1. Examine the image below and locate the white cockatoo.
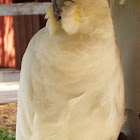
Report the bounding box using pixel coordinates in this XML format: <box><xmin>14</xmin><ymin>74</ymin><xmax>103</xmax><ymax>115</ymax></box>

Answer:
<box><xmin>16</xmin><ymin>0</ymin><xmax>125</xmax><ymax>139</ymax></box>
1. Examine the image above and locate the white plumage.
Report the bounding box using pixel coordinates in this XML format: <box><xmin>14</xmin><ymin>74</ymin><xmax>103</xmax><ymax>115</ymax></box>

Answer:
<box><xmin>16</xmin><ymin>0</ymin><xmax>125</xmax><ymax>139</ymax></box>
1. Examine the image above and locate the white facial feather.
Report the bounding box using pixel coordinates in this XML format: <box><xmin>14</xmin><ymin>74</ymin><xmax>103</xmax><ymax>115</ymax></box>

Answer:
<box><xmin>61</xmin><ymin>2</ymin><xmax>79</xmax><ymax>34</ymax></box>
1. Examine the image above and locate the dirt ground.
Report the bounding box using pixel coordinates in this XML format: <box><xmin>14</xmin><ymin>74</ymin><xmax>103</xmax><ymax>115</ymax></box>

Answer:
<box><xmin>0</xmin><ymin>103</ymin><xmax>17</xmax><ymax>132</ymax></box>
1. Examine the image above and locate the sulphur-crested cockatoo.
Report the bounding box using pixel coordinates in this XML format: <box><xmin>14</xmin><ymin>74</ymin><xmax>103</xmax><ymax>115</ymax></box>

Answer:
<box><xmin>16</xmin><ymin>0</ymin><xmax>125</xmax><ymax>139</ymax></box>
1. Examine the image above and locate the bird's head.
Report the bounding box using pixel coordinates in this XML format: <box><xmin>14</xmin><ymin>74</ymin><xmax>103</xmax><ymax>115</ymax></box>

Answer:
<box><xmin>46</xmin><ymin>0</ymin><xmax>125</xmax><ymax>35</ymax></box>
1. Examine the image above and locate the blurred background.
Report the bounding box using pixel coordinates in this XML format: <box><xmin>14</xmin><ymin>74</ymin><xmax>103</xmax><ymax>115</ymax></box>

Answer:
<box><xmin>0</xmin><ymin>0</ymin><xmax>51</xmax><ymax>139</ymax></box>
<box><xmin>0</xmin><ymin>0</ymin><xmax>140</xmax><ymax>139</ymax></box>
<box><xmin>110</xmin><ymin>0</ymin><xmax>140</xmax><ymax>139</ymax></box>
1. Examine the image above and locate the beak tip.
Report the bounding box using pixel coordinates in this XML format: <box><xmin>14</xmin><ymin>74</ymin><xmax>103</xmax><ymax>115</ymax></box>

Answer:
<box><xmin>54</xmin><ymin>11</ymin><xmax>62</xmax><ymax>21</ymax></box>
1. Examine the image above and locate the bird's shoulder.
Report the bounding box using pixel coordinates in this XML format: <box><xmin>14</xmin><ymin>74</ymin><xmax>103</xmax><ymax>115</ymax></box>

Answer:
<box><xmin>25</xmin><ymin>27</ymin><xmax>52</xmax><ymax>55</ymax></box>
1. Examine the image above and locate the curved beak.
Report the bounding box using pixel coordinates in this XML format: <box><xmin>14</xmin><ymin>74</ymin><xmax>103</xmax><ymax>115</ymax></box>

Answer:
<box><xmin>53</xmin><ymin>0</ymin><xmax>73</xmax><ymax>21</ymax></box>
<box><xmin>53</xmin><ymin>0</ymin><xmax>62</xmax><ymax>21</ymax></box>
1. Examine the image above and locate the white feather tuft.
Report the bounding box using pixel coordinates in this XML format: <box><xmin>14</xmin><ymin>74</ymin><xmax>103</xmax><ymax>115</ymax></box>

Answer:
<box><xmin>61</xmin><ymin>2</ymin><xmax>79</xmax><ymax>35</ymax></box>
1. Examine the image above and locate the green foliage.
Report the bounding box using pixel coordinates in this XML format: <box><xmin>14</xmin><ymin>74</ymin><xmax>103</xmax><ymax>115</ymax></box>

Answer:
<box><xmin>0</xmin><ymin>127</ymin><xmax>15</xmax><ymax>140</ymax></box>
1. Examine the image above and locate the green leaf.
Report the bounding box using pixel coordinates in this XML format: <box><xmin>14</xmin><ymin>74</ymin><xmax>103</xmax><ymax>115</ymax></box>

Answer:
<box><xmin>0</xmin><ymin>127</ymin><xmax>15</xmax><ymax>140</ymax></box>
